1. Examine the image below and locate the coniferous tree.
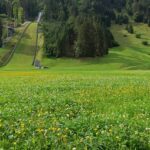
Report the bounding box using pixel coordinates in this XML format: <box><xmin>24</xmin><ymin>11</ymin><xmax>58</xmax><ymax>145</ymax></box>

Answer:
<box><xmin>0</xmin><ymin>19</ymin><xmax>3</xmax><ymax>47</ymax></box>
<box><xmin>18</xmin><ymin>7</ymin><xmax>24</xmax><ymax>23</ymax></box>
<box><xmin>128</xmin><ymin>24</ymin><xmax>134</xmax><ymax>34</ymax></box>
<box><xmin>75</xmin><ymin>17</ymin><xmax>96</xmax><ymax>57</ymax></box>
<box><xmin>148</xmin><ymin>19</ymin><xmax>150</xmax><ymax>27</ymax></box>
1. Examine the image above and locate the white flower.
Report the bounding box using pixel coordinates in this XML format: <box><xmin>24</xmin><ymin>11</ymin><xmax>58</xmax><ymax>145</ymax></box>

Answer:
<box><xmin>146</xmin><ymin>128</ymin><xmax>150</xmax><ymax>131</ymax></box>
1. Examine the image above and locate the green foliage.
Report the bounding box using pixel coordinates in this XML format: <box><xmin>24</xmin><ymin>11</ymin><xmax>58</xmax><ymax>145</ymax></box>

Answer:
<box><xmin>132</xmin><ymin>0</ymin><xmax>150</xmax><ymax>24</ymax></box>
<box><xmin>43</xmin><ymin>0</ymin><xmax>118</xmax><ymax>58</ymax></box>
<box><xmin>42</xmin><ymin>0</ymin><xmax>149</xmax><ymax>58</ymax></box>
<box><xmin>126</xmin><ymin>24</ymin><xmax>134</xmax><ymax>34</ymax></box>
<box><xmin>135</xmin><ymin>34</ymin><xmax>141</xmax><ymax>39</ymax></box>
<box><xmin>116</xmin><ymin>14</ymin><xmax>129</xmax><ymax>25</ymax></box>
<box><xmin>75</xmin><ymin>17</ymin><xmax>96</xmax><ymax>57</ymax></box>
<box><xmin>43</xmin><ymin>21</ymin><xmax>72</xmax><ymax>57</ymax></box>
<box><xmin>43</xmin><ymin>16</ymin><xmax>116</xmax><ymax>58</ymax></box>
<box><xmin>21</xmin><ymin>0</ymin><xmax>39</xmax><ymax>19</ymax></box>
<box><xmin>134</xmin><ymin>12</ymin><xmax>144</xmax><ymax>22</ymax></box>
<box><xmin>0</xmin><ymin>0</ymin><xmax>39</xmax><ymax>20</ymax></box>
<box><xmin>142</xmin><ymin>41</ymin><xmax>148</xmax><ymax>46</ymax></box>
<box><xmin>0</xmin><ymin>19</ymin><xmax>3</xmax><ymax>47</ymax></box>
<box><xmin>13</xmin><ymin>0</ymin><xmax>19</xmax><ymax>26</ymax></box>
<box><xmin>18</xmin><ymin>7</ymin><xmax>24</xmax><ymax>23</ymax></box>
<box><xmin>0</xmin><ymin>1</ymin><xmax>6</xmax><ymax>14</ymax></box>
<box><xmin>12</xmin><ymin>0</ymin><xmax>24</xmax><ymax>25</ymax></box>
<box><xmin>148</xmin><ymin>19</ymin><xmax>150</xmax><ymax>27</ymax></box>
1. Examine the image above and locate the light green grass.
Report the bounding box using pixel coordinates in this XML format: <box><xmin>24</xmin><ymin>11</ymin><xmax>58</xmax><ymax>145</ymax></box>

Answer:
<box><xmin>0</xmin><ymin>71</ymin><xmax>150</xmax><ymax>149</ymax></box>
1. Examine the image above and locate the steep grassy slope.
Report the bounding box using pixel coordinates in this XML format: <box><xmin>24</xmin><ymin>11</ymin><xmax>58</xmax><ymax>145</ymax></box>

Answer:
<box><xmin>3</xmin><ymin>23</ymin><xmax>37</xmax><ymax>70</ymax></box>
<box><xmin>41</xmin><ymin>24</ymin><xmax>150</xmax><ymax>71</ymax></box>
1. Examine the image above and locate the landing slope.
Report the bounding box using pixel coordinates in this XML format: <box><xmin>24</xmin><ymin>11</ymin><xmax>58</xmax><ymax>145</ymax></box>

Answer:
<box><xmin>0</xmin><ymin>23</ymin><xmax>29</xmax><ymax>65</ymax></box>
<box><xmin>4</xmin><ymin>23</ymin><xmax>37</xmax><ymax>70</ymax></box>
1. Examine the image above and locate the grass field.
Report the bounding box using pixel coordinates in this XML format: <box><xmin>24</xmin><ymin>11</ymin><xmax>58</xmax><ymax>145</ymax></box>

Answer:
<box><xmin>0</xmin><ymin>23</ymin><xmax>150</xmax><ymax>149</ymax></box>
<box><xmin>0</xmin><ymin>71</ymin><xmax>150</xmax><ymax>149</ymax></box>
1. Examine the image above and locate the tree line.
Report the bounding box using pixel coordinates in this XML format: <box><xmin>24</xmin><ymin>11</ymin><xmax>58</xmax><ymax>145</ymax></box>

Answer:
<box><xmin>43</xmin><ymin>0</ymin><xmax>118</xmax><ymax>57</ymax></box>
<box><xmin>0</xmin><ymin>0</ymin><xmax>41</xmax><ymax>47</ymax></box>
<box><xmin>0</xmin><ymin>0</ymin><xmax>41</xmax><ymax>19</ymax></box>
<box><xmin>0</xmin><ymin>0</ymin><xmax>150</xmax><ymax>55</ymax></box>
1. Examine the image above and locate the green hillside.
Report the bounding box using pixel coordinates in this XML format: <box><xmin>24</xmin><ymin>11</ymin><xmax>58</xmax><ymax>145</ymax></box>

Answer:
<box><xmin>40</xmin><ymin>23</ymin><xmax>150</xmax><ymax>71</ymax></box>
<box><xmin>0</xmin><ymin>23</ymin><xmax>149</xmax><ymax>71</ymax></box>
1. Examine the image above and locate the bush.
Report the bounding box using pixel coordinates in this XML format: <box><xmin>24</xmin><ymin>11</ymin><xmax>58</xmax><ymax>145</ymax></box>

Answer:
<box><xmin>112</xmin><ymin>41</ymin><xmax>120</xmax><ymax>47</ymax></box>
<box><xmin>0</xmin><ymin>18</ymin><xmax>3</xmax><ymax>47</ymax></box>
<box><xmin>142</xmin><ymin>41</ymin><xmax>148</xmax><ymax>46</ymax></box>
<box><xmin>136</xmin><ymin>34</ymin><xmax>141</xmax><ymax>39</ymax></box>
<box><xmin>126</xmin><ymin>24</ymin><xmax>134</xmax><ymax>34</ymax></box>
<box><xmin>134</xmin><ymin>13</ymin><xmax>144</xmax><ymax>22</ymax></box>
<box><xmin>148</xmin><ymin>20</ymin><xmax>150</xmax><ymax>27</ymax></box>
<box><xmin>116</xmin><ymin>14</ymin><xmax>129</xmax><ymax>25</ymax></box>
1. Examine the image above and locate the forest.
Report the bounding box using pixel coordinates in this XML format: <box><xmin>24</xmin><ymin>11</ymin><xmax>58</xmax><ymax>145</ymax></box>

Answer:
<box><xmin>0</xmin><ymin>0</ymin><xmax>150</xmax><ymax>57</ymax></box>
<box><xmin>42</xmin><ymin>0</ymin><xmax>150</xmax><ymax>57</ymax></box>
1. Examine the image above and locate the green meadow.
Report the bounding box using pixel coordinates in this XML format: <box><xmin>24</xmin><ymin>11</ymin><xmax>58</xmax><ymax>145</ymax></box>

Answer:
<box><xmin>0</xmin><ymin>71</ymin><xmax>150</xmax><ymax>149</ymax></box>
<box><xmin>0</xmin><ymin>23</ymin><xmax>150</xmax><ymax>149</ymax></box>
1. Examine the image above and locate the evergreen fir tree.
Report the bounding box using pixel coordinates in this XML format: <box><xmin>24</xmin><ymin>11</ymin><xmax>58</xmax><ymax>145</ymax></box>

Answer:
<box><xmin>0</xmin><ymin>19</ymin><xmax>3</xmax><ymax>47</ymax></box>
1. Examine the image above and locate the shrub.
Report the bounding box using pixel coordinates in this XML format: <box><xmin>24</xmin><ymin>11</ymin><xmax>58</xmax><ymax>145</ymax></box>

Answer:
<box><xmin>126</xmin><ymin>24</ymin><xmax>134</xmax><ymax>34</ymax></box>
<box><xmin>148</xmin><ymin>20</ymin><xmax>150</xmax><ymax>27</ymax></box>
<box><xmin>116</xmin><ymin>14</ymin><xmax>129</xmax><ymax>25</ymax></box>
<box><xmin>142</xmin><ymin>41</ymin><xmax>148</xmax><ymax>46</ymax></box>
<box><xmin>136</xmin><ymin>34</ymin><xmax>141</xmax><ymax>39</ymax></box>
<box><xmin>112</xmin><ymin>41</ymin><xmax>120</xmax><ymax>47</ymax></box>
<box><xmin>0</xmin><ymin>18</ymin><xmax>3</xmax><ymax>47</ymax></box>
<box><xmin>134</xmin><ymin>13</ymin><xmax>144</xmax><ymax>22</ymax></box>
